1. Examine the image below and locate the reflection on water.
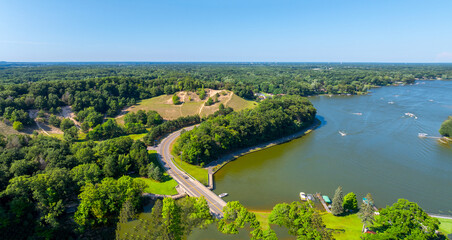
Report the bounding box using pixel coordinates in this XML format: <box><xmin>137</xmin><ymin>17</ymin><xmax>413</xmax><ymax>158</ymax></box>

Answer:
<box><xmin>124</xmin><ymin>81</ymin><xmax>452</xmax><ymax>239</ymax></box>
<box><xmin>214</xmin><ymin>81</ymin><xmax>452</xmax><ymax>215</ymax></box>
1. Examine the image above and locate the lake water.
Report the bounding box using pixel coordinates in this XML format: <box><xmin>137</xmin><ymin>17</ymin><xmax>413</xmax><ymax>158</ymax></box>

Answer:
<box><xmin>191</xmin><ymin>80</ymin><xmax>452</xmax><ymax>239</ymax></box>
<box><xmin>131</xmin><ymin>81</ymin><xmax>452</xmax><ymax>239</ymax></box>
<box><xmin>211</xmin><ymin>80</ymin><xmax>452</xmax><ymax>215</ymax></box>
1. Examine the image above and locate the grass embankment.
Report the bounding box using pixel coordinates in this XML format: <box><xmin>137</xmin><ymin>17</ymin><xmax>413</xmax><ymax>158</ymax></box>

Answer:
<box><xmin>321</xmin><ymin>213</ymin><xmax>363</xmax><ymax>240</ymax></box>
<box><xmin>139</xmin><ymin>174</ymin><xmax>178</xmax><ymax>195</ymax></box>
<box><xmin>321</xmin><ymin>214</ymin><xmax>452</xmax><ymax>238</ymax></box>
<box><xmin>250</xmin><ymin>210</ymin><xmax>272</xmax><ymax>231</ymax></box>
<box><xmin>438</xmin><ymin>218</ymin><xmax>452</xmax><ymax>235</ymax></box>
<box><xmin>170</xmin><ymin>137</ymin><xmax>209</xmax><ymax>186</ymax></box>
<box><xmin>127</xmin><ymin>132</ymin><xmax>147</xmax><ymax>140</ymax></box>
<box><xmin>248</xmin><ymin>210</ymin><xmax>362</xmax><ymax>238</ymax></box>
<box><xmin>133</xmin><ymin>150</ymin><xmax>179</xmax><ymax>195</ymax></box>
<box><xmin>223</xmin><ymin>210</ymin><xmax>452</xmax><ymax>238</ymax></box>
<box><xmin>227</xmin><ymin>93</ymin><xmax>257</xmax><ymax>110</ymax></box>
<box><xmin>172</xmin><ymin>156</ymin><xmax>208</xmax><ymax>186</ymax></box>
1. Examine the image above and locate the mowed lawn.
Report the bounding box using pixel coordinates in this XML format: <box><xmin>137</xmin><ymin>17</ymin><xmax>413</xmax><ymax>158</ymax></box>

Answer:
<box><xmin>321</xmin><ymin>213</ymin><xmax>363</xmax><ymax>240</ymax></box>
<box><xmin>438</xmin><ymin>218</ymin><xmax>452</xmax><ymax>235</ymax></box>
<box><xmin>251</xmin><ymin>210</ymin><xmax>272</xmax><ymax>231</ymax></box>
<box><xmin>137</xmin><ymin>174</ymin><xmax>179</xmax><ymax>195</ymax></box>
<box><xmin>170</xmin><ymin>136</ymin><xmax>209</xmax><ymax>186</ymax></box>
<box><xmin>126</xmin><ymin>132</ymin><xmax>147</xmax><ymax>140</ymax></box>
<box><xmin>172</xmin><ymin>156</ymin><xmax>208</xmax><ymax>186</ymax></box>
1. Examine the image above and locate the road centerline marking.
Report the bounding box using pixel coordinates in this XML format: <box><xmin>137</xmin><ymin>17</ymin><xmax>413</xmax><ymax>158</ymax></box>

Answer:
<box><xmin>161</xmin><ymin>136</ymin><xmax>224</xmax><ymax>214</ymax></box>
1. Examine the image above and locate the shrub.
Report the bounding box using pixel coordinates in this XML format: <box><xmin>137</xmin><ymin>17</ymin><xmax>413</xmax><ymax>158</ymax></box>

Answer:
<box><xmin>343</xmin><ymin>192</ymin><xmax>358</xmax><ymax>211</ymax></box>
<box><xmin>439</xmin><ymin>116</ymin><xmax>452</xmax><ymax>137</ymax></box>
<box><xmin>13</xmin><ymin>121</ymin><xmax>24</xmax><ymax>131</ymax></box>
<box><xmin>172</xmin><ymin>94</ymin><xmax>180</xmax><ymax>105</ymax></box>
<box><xmin>205</xmin><ymin>97</ymin><xmax>214</xmax><ymax>106</ymax></box>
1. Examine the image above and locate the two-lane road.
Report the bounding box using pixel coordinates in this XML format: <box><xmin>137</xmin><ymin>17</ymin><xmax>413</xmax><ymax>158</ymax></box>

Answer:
<box><xmin>155</xmin><ymin>126</ymin><xmax>227</xmax><ymax>218</ymax></box>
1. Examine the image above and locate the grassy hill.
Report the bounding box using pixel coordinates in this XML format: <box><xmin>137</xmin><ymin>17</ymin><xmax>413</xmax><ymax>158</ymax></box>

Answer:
<box><xmin>116</xmin><ymin>89</ymin><xmax>257</xmax><ymax>123</ymax></box>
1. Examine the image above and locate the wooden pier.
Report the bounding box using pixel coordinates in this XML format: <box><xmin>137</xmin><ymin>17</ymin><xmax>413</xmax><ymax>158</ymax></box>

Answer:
<box><xmin>316</xmin><ymin>192</ymin><xmax>331</xmax><ymax>213</ymax></box>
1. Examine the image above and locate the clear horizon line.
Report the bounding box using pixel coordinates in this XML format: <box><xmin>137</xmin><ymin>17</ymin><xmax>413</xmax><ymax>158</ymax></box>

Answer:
<box><xmin>2</xmin><ymin>61</ymin><xmax>452</xmax><ymax>64</ymax></box>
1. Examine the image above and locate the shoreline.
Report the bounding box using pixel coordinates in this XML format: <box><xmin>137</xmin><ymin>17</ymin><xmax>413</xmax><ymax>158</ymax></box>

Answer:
<box><xmin>205</xmin><ymin>118</ymin><xmax>321</xmax><ymax>189</ymax></box>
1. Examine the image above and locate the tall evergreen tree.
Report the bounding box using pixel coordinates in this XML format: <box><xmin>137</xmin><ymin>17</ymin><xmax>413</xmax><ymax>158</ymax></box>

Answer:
<box><xmin>358</xmin><ymin>193</ymin><xmax>375</xmax><ymax>232</ymax></box>
<box><xmin>331</xmin><ymin>186</ymin><xmax>344</xmax><ymax>216</ymax></box>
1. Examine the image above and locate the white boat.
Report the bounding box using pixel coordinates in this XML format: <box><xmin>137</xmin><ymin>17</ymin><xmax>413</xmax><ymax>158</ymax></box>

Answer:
<box><xmin>339</xmin><ymin>131</ymin><xmax>347</xmax><ymax>136</ymax></box>
<box><xmin>405</xmin><ymin>113</ymin><xmax>418</xmax><ymax>119</ymax></box>
<box><xmin>299</xmin><ymin>192</ymin><xmax>307</xmax><ymax>201</ymax></box>
<box><xmin>388</xmin><ymin>101</ymin><xmax>395</xmax><ymax>104</ymax></box>
<box><xmin>219</xmin><ymin>193</ymin><xmax>228</xmax><ymax>198</ymax></box>
<box><xmin>352</xmin><ymin>113</ymin><xmax>362</xmax><ymax>116</ymax></box>
<box><xmin>418</xmin><ymin>133</ymin><xmax>428</xmax><ymax>138</ymax></box>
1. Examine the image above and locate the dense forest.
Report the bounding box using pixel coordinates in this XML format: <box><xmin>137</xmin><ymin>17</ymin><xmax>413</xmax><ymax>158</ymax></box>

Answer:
<box><xmin>174</xmin><ymin>95</ymin><xmax>316</xmax><ymax>165</ymax></box>
<box><xmin>0</xmin><ymin>63</ymin><xmax>451</xmax><ymax>239</ymax></box>
<box><xmin>0</xmin><ymin>134</ymin><xmax>161</xmax><ymax>238</ymax></box>
<box><xmin>0</xmin><ymin>62</ymin><xmax>451</xmax><ymax>131</ymax></box>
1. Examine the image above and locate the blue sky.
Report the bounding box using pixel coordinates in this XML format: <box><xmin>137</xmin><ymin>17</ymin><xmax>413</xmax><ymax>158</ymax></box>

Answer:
<box><xmin>1</xmin><ymin>0</ymin><xmax>451</xmax><ymax>62</ymax></box>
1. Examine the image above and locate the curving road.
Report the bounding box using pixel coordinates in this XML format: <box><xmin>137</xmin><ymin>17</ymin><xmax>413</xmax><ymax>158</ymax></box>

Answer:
<box><xmin>155</xmin><ymin>126</ymin><xmax>227</xmax><ymax>218</ymax></box>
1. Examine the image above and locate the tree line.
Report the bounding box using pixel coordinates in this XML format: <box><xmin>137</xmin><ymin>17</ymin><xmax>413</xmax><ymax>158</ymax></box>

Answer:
<box><xmin>2</xmin><ymin>63</ymin><xmax>451</xmax><ymax>132</ymax></box>
<box><xmin>174</xmin><ymin>95</ymin><xmax>316</xmax><ymax>165</ymax></box>
<box><xmin>0</xmin><ymin>133</ymin><xmax>163</xmax><ymax>239</ymax></box>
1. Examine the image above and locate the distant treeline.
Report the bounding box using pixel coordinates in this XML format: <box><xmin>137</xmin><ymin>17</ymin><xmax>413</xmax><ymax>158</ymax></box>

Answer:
<box><xmin>1</xmin><ymin>63</ymin><xmax>451</xmax><ymax>129</ymax></box>
<box><xmin>174</xmin><ymin>95</ymin><xmax>316</xmax><ymax>165</ymax></box>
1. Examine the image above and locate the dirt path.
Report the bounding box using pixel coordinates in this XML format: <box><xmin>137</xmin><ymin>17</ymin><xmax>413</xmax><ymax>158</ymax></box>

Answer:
<box><xmin>198</xmin><ymin>99</ymin><xmax>207</xmax><ymax>115</ymax></box>
<box><xmin>223</xmin><ymin>92</ymin><xmax>234</xmax><ymax>106</ymax></box>
<box><xmin>28</xmin><ymin>110</ymin><xmax>50</xmax><ymax>136</ymax></box>
<box><xmin>60</xmin><ymin>106</ymin><xmax>81</xmax><ymax>128</ymax></box>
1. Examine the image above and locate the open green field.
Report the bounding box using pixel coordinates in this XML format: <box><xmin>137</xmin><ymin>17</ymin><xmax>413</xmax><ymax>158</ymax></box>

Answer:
<box><xmin>321</xmin><ymin>213</ymin><xmax>363</xmax><ymax>240</ymax></box>
<box><xmin>170</xmin><ymin>137</ymin><xmax>209</xmax><ymax>185</ymax></box>
<box><xmin>137</xmin><ymin>174</ymin><xmax>179</xmax><ymax>195</ymax></box>
<box><xmin>115</xmin><ymin>90</ymin><xmax>256</xmax><ymax>122</ymax></box>
<box><xmin>226</xmin><ymin>93</ymin><xmax>258</xmax><ymax>111</ymax></box>
<box><xmin>437</xmin><ymin>218</ymin><xmax>452</xmax><ymax>235</ymax></box>
<box><xmin>127</xmin><ymin>132</ymin><xmax>147</xmax><ymax>140</ymax></box>
<box><xmin>172</xmin><ymin>156</ymin><xmax>208</xmax><ymax>186</ymax></box>
<box><xmin>251</xmin><ymin>210</ymin><xmax>272</xmax><ymax>231</ymax></box>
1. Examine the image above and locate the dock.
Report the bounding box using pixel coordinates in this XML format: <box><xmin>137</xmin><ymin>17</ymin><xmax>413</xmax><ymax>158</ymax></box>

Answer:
<box><xmin>363</xmin><ymin>197</ymin><xmax>379</xmax><ymax>211</ymax></box>
<box><xmin>316</xmin><ymin>192</ymin><xmax>331</xmax><ymax>213</ymax></box>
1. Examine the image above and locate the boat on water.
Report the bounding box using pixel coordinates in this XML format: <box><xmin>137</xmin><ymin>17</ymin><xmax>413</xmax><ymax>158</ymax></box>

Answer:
<box><xmin>339</xmin><ymin>131</ymin><xmax>347</xmax><ymax>136</ymax></box>
<box><xmin>388</xmin><ymin>101</ymin><xmax>395</xmax><ymax>104</ymax></box>
<box><xmin>322</xmin><ymin>195</ymin><xmax>332</xmax><ymax>204</ymax></box>
<box><xmin>352</xmin><ymin>112</ymin><xmax>362</xmax><ymax>116</ymax></box>
<box><xmin>418</xmin><ymin>133</ymin><xmax>428</xmax><ymax>138</ymax></box>
<box><xmin>299</xmin><ymin>192</ymin><xmax>307</xmax><ymax>201</ymax></box>
<box><xmin>219</xmin><ymin>193</ymin><xmax>228</xmax><ymax>198</ymax></box>
<box><xmin>405</xmin><ymin>113</ymin><xmax>418</xmax><ymax>119</ymax></box>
